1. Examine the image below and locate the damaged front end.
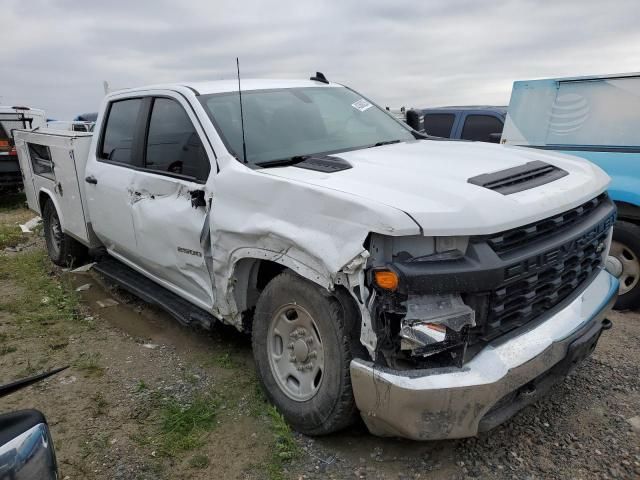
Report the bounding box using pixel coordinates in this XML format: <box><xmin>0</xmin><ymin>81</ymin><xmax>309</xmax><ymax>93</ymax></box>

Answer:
<box><xmin>365</xmin><ymin>234</ymin><xmax>478</xmax><ymax>369</ymax></box>
<box><xmin>350</xmin><ymin>196</ymin><xmax>618</xmax><ymax>439</ymax></box>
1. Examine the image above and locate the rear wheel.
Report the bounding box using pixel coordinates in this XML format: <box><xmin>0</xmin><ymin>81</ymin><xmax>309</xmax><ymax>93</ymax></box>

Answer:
<box><xmin>43</xmin><ymin>199</ymin><xmax>87</xmax><ymax>267</ymax></box>
<box><xmin>611</xmin><ymin>220</ymin><xmax>640</xmax><ymax>310</ymax></box>
<box><xmin>252</xmin><ymin>271</ymin><xmax>362</xmax><ymax>435</ymax></box>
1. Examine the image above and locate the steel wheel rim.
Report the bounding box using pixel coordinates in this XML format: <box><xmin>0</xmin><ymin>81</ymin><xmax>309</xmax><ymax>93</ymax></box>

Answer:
<box><xmin>267</xmin><ymin>303</ymin><xmax>325</xmax><ymax>402</ymax></box>
<box><xmin>49</xmin><ymin>211</ymin><xmax>63</xmax><ymax>258</ymax></box>
<box><xmin>610</xmin><ymin>240</ymin><xmax>640</xmax><ymax>295</ymax></box>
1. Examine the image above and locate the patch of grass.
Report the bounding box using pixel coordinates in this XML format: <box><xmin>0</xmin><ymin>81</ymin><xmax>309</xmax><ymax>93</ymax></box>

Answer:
<box><xmin>0</xmin><ymin>345</ymin><xmax>17</xmax><ymax>356</ymax></box>
<box><xmin>188</xmin><ymin>454</ymin><xmax>210</xmax><ymax>469</ymax></box>
<box><xmin>0</xmin><ymin>250</ymin><xmax>81</xmax><ymax>329</ymax></box>
<box><xmin>158</xmin><ymin>394</ymin><xmax>218</xmax><ymax>456</ymax></box>
<box><xmin>135</xmin><ymin>379</ymin><xmax>149</xmax><ymax>392</ymax></box>
<box><xmin>80</xmin><ymin>432</ymin><xmax>109</xmax><ymax>459</ymax></box>
<box><xmin>0</xmin><ymin>224</ymin><xmax>25</xmax><ymax>249</ymax></box>
<box><xmin>15</xmin><ymin>358</ymin><xmax>46</xmax><ymax>379</ymax></box>
<box><xmin>214</xmin><ymin>352</ymin><xmax>235</xmax><ymax>369</ymax></box>
<box><xmin>48</xmin><ymin>341</ymin><xmax>68</xmax><ymax>351</ymax></box>
<box><xmin>74</xmin><ymin>352</ymin><xmax>105</xmax><ymax>377</ymax></box>
<box><xmin>265</xmin><ymin>405</ymin><xmax>300</xmax><ymax>480</ymax></box>
<box><xmin>91</xmin><ymin>392</ymin><xmax>109</xmax><ymax>416</ymax></box>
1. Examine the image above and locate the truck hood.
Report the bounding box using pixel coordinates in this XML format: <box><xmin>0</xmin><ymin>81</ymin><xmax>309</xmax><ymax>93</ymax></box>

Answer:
<box><xmin>260</xmin><ymin>140</ymin><xmax>610</xmax><ymax>236</ymax></box>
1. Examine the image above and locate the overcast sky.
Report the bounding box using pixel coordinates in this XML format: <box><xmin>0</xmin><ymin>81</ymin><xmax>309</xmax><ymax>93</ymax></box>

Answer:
<box><xmin>2</xmin><ymin>0</ymin><xmax>639</xmax><ymax>119</ymax></box>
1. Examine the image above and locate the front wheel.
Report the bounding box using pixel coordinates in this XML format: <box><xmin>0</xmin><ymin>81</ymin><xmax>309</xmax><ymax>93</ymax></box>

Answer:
<box><xmin>252</xmin><ymin>271</ymin><xmax>362</xmax><ymax>435</ymax></box>
<box><xmin>611</xmin><ymin>220</ymin><xmax>640</xmax><ymax>310</ymax></box>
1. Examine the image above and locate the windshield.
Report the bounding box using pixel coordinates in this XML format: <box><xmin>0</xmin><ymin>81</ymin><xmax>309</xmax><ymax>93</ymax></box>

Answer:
<box><xmin>198</xmin><ymin>87</ymin><xmax>415</xmax><ymax>165</ymax></box>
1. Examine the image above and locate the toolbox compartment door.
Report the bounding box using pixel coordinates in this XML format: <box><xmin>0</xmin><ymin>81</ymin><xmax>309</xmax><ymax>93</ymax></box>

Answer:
<box><xmin>14</xmin><ymin>130</ymin><xmax>93</xmax><ymax>245</ymax></box>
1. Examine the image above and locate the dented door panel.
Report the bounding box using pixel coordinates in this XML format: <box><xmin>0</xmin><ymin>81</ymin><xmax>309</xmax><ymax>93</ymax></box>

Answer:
<box><xmin>128</xmin><ymin>171</ymin><xmax>214</xmax><ymax>311</ymax></box>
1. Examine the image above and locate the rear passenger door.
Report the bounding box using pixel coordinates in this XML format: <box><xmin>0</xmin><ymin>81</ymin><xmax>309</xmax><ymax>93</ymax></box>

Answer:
<box><xmin>85</xmin><ymin>97</ymin><xmax>143</xmax><ymax>261</ymax></box>
<box><xmin>128</xmin><ymin>94</ymin><xmax>216</xmax><ymax>311</ymax></box>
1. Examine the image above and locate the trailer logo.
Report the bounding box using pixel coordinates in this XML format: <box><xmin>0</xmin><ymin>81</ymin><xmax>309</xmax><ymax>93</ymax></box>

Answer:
<box><xmin>548</xmin><ymin>93</ymin><xmax>590</xmax><ymax>136</ymax></box>
<box><xmin>177</xmin><ymin>247</ymin><xmax>202</xmax><ymax>257</ymax></box>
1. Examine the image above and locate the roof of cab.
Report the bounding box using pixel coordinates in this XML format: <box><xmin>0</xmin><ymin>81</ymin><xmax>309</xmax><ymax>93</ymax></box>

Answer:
<box><xmin>113</xmin><ymin>79</ymin><xmax>341</xmax><ymax>97</ymax></box>
<box><xmin>421</xmin><ymin>105</ymin><xmax>507</xmax><ymax>113</ymax></box>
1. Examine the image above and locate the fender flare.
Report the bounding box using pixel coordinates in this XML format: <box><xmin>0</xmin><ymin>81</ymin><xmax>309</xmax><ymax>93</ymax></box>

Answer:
<box><xmin>218</xmin><ymin>247</ymin><xmax>334</xmax><ymax>327</ymax></box>
<box><xmin>37</xmin><ymin>188</ymin><xmax>66</xmax><ymax>232</ymax></box>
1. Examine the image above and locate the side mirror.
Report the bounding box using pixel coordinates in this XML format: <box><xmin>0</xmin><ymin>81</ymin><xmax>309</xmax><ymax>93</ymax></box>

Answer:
<box><xmin>405</xmin><ymin>109</ymin><xmax>424</xmax><ymax>132</ymax></box>
<box><xmin>488</xmin><ymin>133</ymin><xmax>502</xmax><ymax>143</ymax></box>
<box><xmin>0</xmin><ymin>410</ymin><xmax>58</xmax><ymax>479</ymax></box>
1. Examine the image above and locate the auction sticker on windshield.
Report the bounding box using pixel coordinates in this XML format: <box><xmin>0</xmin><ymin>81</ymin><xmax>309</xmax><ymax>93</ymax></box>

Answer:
<box><xmin>351</xmin><ymin>98</ymin><xmax>373</xmax><ymax>112</ymax></box>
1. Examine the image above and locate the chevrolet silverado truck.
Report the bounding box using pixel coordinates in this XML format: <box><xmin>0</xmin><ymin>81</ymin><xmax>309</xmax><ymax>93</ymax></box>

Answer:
<box><xmin>14</xmin><ymin>76</ymin><xmax>620</xmax><ymax>440</ymax></box>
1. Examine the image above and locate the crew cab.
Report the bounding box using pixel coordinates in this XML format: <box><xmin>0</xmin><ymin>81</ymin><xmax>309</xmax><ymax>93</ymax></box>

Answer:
<box><xmin>14</xmin><ymin>77</ymin><xmax>619</xmax><ymax>440</ymax></box>
<box><xmin>404</xmin><ymin>106</ymin><xmax>506</xmax><ymax>143</ymax></box>
<box><xmin>0</xmin><ymin>106</ymin><xmax>45</xmax><ymax>192</ymax></box>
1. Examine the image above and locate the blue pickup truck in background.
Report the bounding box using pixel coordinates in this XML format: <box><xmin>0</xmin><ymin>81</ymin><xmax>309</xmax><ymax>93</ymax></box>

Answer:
<box><xmin>405</xmin><ymin>105</ymin><xmax>506</xmax><ymax>143</ymax></box>
<box><xmin>502</xmin><ymin>72</ymin><xmax>640</xmax><ymax>310</ymax></box>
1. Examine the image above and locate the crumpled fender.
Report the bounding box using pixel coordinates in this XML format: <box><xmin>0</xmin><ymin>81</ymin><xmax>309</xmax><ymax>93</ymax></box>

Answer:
<box><xmin>209</xmin><ymin>158</ymin><xmax>420</xmax><ymax>334</ymax></box>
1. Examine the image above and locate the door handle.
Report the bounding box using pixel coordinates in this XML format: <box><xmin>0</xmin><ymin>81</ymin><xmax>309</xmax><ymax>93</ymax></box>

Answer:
<box><xmin>85</xmin><ymin>175</ymin><xmax>98</xmax><ymax>184</ymax></box>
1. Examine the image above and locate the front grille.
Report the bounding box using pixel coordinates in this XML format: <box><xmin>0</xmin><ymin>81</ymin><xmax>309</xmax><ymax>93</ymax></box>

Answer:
<box><xmin>477</xmin><ymin>209</ymin><xmax>613</xmax><ymax>341</ymax></box>
<box><xmin>485</xmin><ymin>193</ymin><xmax>608</xmax><ymax>256</ymax></box>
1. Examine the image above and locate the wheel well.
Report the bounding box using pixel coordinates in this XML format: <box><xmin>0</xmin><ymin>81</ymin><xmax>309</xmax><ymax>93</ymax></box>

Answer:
<box><xmin>232</xmin><ymin>259</ymin><xmax>287</xmax><ymax>322</ymax></box>
<box><xmin>231</xmin><ymin>258</ymin><xmax>360</xmax><ymax>332</ymax></box>
<box><xmin>38</xmin><ymin>191</ymin><xmax>52</xmax><ymax>214</ymax></box>
<box><xmin>615</xmin><ymin>201</ymin><xmax>640</xmax><ymax>224</ymax></box>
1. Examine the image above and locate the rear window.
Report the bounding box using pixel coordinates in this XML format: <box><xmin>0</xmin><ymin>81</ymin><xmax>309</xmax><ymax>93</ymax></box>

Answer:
<box><xmin>100</xmin><ymin>99</ymin><xmax>142</xmax><ymax>164</ymax></box>
<box><xmin>423</xmin><ymin>113</ymin><xmax>455</xmax><ymax>138</ymax></box>
<box><xmin>461</xmin><ymin>115</ymin><xmax>504</xmax><ymax>142</ymax></box>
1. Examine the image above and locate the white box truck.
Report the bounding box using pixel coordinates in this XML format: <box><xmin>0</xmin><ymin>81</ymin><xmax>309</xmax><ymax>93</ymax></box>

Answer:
<box><xmin>15</xmin><ymin>75</ymin><xmax>619</xmax><ymax>440</ymax></box>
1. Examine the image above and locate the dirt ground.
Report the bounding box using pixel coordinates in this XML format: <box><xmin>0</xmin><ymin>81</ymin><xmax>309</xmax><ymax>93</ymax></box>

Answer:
<box><xmin>1</xmin><ymin>195</ymin><xmax>639</xmax><ymax>479</ymax></box>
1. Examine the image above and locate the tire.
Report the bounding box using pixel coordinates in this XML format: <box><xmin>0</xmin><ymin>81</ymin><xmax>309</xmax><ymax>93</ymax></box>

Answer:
<box><xmin>43</xmin><ymin>199</ymin><xmax>87</xmax><ymax>267</ymax></box>
<box><xmin>252</xmin><ymin>271</ymin><xmax>363</xmax><ymax>435</ymax></box>
<box><xmin>611</xmin><ymin>220</ymin><xmax>640</xmax><ymax>310</ymax></box>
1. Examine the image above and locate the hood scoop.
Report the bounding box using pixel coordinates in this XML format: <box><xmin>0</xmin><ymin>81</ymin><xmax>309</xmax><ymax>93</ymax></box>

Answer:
<box><xmin>467</xmin><ymin>160</ymin><xmax>568</xmax><ymax>195</ymax></box>
<box><xmin>293</xmin><ymin>155</ymin><xmax>352</xmax><ymax>173</ymax></box>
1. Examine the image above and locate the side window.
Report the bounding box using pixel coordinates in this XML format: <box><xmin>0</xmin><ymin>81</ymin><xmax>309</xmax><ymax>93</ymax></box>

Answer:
<box><xmin>100</xmin><ymin>99</ymin><xmax>142</xmax><ymax>164</ymax></box>
<box><xmin>28</xmin><ymin>143</ymin><xmax>54</xmax><ymax>180</ymax></box>
<box><xmin>461</xmin><ymin>115</ymin><xmax>504</xmax><ymax>142</ymax></box>
<box><xmin>423</xmin><ymin>114</ymin><xmax>455</xmax><ymax>138</ymax></box>
<box><xmin>145</xmin><ymin>98</ymin><xmax>210</xmax><ymax>182</ymax></box>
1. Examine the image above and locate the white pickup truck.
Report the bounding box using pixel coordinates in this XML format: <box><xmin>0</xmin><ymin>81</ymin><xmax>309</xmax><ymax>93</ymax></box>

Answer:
<box><xmin>15</xmin><ymin>76</ymin><xmax>620</xmax><ymax>440</ymax></box>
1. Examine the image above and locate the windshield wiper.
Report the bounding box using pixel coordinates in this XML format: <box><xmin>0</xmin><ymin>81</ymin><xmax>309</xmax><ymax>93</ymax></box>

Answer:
<box><xmin>255</xmin><ymin>155</ymin><xmax>309</xmax><ymax>168</ymax></box>
<box><xmin>369</xmin><ymin>139</ymin><xmax>402</xmax><ymax>148</ymax></box>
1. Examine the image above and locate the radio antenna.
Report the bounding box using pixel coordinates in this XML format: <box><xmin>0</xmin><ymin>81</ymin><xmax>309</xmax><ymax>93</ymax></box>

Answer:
<box><xmin>236</xmin><ymin>57</ymin><xmax>248</xmax><ymax>163</ymax></box>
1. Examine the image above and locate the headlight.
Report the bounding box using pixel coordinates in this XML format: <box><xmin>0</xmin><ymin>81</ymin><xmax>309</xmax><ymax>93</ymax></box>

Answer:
<box><xmin>368</xmin><ymin>234</ymin><xmax>469</xmax><ymax>264</ymax></box>
<box><xmin>399</xmin><ymin>293</ymin><xmax>475</xmax><ymax>357</ymax></box>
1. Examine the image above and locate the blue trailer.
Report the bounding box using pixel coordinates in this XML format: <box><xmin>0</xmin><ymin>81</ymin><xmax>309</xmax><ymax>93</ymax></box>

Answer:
<box><xmin>502</xmin><ymin>72</ymin><xmax>640</xmax><ymax>309</ymax></box>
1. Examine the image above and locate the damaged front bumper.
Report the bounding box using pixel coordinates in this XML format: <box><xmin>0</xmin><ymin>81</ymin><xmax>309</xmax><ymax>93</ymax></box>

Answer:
<box><xmin>350</xmin><ymin>268</ymin><xmax>618</xmax><ymax>440</ymax></box>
